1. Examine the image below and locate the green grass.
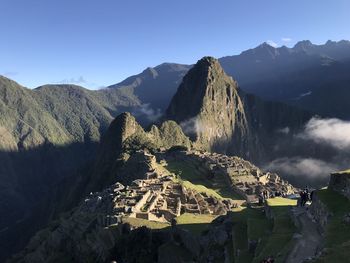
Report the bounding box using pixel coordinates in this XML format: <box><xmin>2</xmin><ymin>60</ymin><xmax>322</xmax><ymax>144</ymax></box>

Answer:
<box><xmin>230</xmin><ymin>207</ymin><xmax>273</xmax><ymax>263</ymax></box>
<box><xmin>176</xmin><ymin>213</ymin><xmax>217</xmax><ymax>235</ymax></box>
<box><xmin>266</xmin><ymin>197</ymin><xmax>297</xmax><ymax>207</ymax></box>
<box><xmin>337</xmin><ymin>169</ymin><xmax>350</xmax><ymax>174</ymax></box>
<box><xmin>166</xmin><ymin>160</ymin><xmax>242</xmax><ymax>200</ymax></box>
<box><xmin>121</xmin><ymin>216</ymin><xmax>170</xmax><ymax>229</ymax></box>
<box><xmin>313</xmin><ymin>189</ymin><xmax>350</xmax><ymax>263</ymax></box>
<box><xmin>177</xmin><ymin>179</ymin><xmax>223</xmax><ymax>199</ymax></box>
<box><xmin>253</xmin><ymin>206</ymin><xmax>296</xmax><ymax>263</ymax></box>
<box><xmin>229</xmin><ymin>203</ymin><xmax>296</xmax><ymax>263</ymax></box>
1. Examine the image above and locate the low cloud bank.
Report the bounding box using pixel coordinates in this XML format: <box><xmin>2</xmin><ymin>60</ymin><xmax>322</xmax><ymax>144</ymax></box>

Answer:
<box><xmin>268</xmin><ymin>117</ymin><xmax>350</xmax><ymax>186</ymax></box>
<box><xmin>297</xmin><ymin>117</ymin><xmax>350</xmax><ymax>151</ymax></box>
<box><xmin>264</xmin><ymin>157</ymin><xmax>339</xmax><ymax>179</ymax></box>
<box><xmin>132</xmin><ymin>104</ymin><xmax>162</xmax><ymax>122</ymax></box>
<box><xmin>180</xmin><ymin>117</ymin><xmax>209</xmax><ymax>136</ymax></box>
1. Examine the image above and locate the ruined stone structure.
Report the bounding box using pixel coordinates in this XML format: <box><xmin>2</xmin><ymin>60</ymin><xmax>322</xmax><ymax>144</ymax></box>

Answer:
<box><xmin>166</xmin><ymin>150</ymin><xmax>297</xmax><ymax>203</ymax></box>
<box><xmin>82</xmin><ymin>150</ymin><xmax>235</xmax><ymax>225</ymax></box>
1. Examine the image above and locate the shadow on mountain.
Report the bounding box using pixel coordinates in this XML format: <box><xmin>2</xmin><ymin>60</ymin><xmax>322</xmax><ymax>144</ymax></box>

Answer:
<box><xmin>0</xmin><ymin>141</ymin><xmax>99</xmax><ymax>262</ymax></box>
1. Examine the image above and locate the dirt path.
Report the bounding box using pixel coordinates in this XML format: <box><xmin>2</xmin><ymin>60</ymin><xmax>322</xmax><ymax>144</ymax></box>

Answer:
<box><xmin>286</xmin><ymin>206</ymin><xmax>323</xmax><ymax>263</ymax></box>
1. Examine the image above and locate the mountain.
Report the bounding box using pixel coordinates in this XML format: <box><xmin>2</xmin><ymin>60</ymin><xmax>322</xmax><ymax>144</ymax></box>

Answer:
<box><xmin>88</xmin><ymin>112</ymin><xmax>191</xmax><ymax>191</ymax></box>
<box><xmin>109</xmin><ymin>40</ymin><xmax>350</xmax><ymax>119</ymax></box>
<box><xmin>9</xmin><ymin>111</ymin><xmax>350</xmax><ymax>263</ymax></box>
<box><xmin>108</xmin><ymin>63</ymin><xmax>191</xmax><ymax>112</ymax></box>
<box><xmin>2</xmin><ymin>39</ymin><xmax>350</xmax><ymax>261</ymax></box>
<box><xmin>220</xmin><ymin>40</ymin><xmax>350</xmax><ymax>119</ymax></box>
<box><xmin>166</xmin><ymin>56</ymin><xmax>312</xmax><ymax>162</ymax></box>
<box><xmin>166</xmin><ymin>57</ymin><xmax>249</xmax><ymax>155</ymax></box>
<box><xmin>7</xmin><ymin>112</ymin><xmax>299</xmax><ymax>263</ymax></box>
<box><xmin>0</xmin><ymin>76</ymin><xmax>140</xmax><ymax>149</ymax></box>
<box><xmin>0</xmin><ymin>77</ymin><xmax>140</xmax><ymax>262</ymax></box>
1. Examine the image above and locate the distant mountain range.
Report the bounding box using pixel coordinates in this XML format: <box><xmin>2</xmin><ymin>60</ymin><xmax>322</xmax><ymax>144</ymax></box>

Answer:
<box><xmin>110</xmin><ymin>40</ymin><xmax>350</xmax><ymax>119</ymax></box>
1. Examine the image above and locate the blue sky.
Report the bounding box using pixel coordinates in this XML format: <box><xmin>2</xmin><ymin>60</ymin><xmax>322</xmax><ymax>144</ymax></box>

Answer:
<box><xmin>1</xmin><ymin>0</ymin><xmax>349</xmax><ymax>89</ymax></box>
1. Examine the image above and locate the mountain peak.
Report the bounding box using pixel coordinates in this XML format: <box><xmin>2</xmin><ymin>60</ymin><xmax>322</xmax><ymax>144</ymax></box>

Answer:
<box><xmin>293</xmin><ymin>40</ymin><xmax>313</xmax><ymax>51</ymax></box>
<box><xmin>166</xmin><ymin>56</ymin><xmax>248</xmax><ymax>153</ymax></box>
<box><xmin>197</xmin><ymin>56</ymin><xmax>219</xmax><ymax>64</ymax></box>
<box><xmin>108</xmin><ymin>112</ymin><xmax>142</xmax><ymax>144</ymax></box>
<box><xmin>259</xmin><ymin>42</ymin><xmax>276</xmax><ymax>49</ymax></box>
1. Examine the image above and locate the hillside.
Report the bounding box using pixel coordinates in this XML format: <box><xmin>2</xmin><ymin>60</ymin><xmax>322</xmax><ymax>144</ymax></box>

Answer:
<box><xmin>8</xmin><ymin>112</ymin><xmax>300</xmax><ymax>262</ymax></box>
<box><xmin>9</xmin><ymin>127</ymin><xmax>349</xmax><ymax>262</ymax></box>
<box><xmin>0</xmin><ymin>77</ymin><xmax>140</xmax><ymax>262</ymax></box>
<box><xmin>108</xmin><ymin>63</ymin><xmax>191</xmax><ymax>112</ymax></box>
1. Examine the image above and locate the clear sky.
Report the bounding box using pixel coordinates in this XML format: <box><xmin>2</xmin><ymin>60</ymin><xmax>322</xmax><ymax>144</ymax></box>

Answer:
<box><xmin>1</xmin><ymin>0</ymin><xmax>349</xmax><ymax>89</ymax></box>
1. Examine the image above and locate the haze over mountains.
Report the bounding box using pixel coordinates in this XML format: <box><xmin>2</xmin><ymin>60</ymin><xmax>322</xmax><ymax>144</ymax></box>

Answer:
<box><xmin>1</xmin><ymin>40</ymin><xmax>350</xmax><ymax>261</ymax></box>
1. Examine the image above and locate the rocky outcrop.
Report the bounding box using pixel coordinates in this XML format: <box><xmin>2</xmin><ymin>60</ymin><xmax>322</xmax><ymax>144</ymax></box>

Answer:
<box><xmin>329</xmin><ymin>171</ymin><xmax>350</xmax><ymax>200</ymax></box>
<box><xmin>88</xmin><ymin>113</ymin><xmax>191</xmax><ymax>192</ymax></box>
<box><xmin>166</xmin><ymin>57</ymin><xmax>249</xmax><ymax>155</ymax></box>
<box><xmin>149</xmin><ymin>120</ymin><xmax>191</xmax><ymax>150</ymax></box>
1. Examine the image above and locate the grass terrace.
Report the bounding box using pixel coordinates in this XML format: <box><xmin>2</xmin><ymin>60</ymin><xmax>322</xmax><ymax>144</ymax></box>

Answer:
<box><xmin>121</xmin><ymin>216</ymin><xmax>169</xmax><ymax>229</ymax></box>
<box><xmin>176</xmin><ymin>213</ymin><xmax>218</xmax><ymax>235</ymax></box>
<box><xmin>166</xmin><ymin>159</ymin><xmax>243</xmax><ymax>200</ymax></box>
<box><xmin>267</xmin><ymin>197</ymin><xmax>298</xmax><ymax>207</ymax></box>
<box><xmin>313</xmin><ymin>188</ymin><xmax>350</xmax><ymax>263</ymax></box>
<box><xmin>231</xmin><ymin>197</ymin><xmax>297</xmax><ymax>263</ymax></box>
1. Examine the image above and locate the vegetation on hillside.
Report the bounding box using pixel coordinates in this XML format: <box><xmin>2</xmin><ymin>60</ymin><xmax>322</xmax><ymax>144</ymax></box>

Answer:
<box><xmin>313</xmin><ymin>189</ymin><xmax>350</xmax><ymax>262</ymax></box>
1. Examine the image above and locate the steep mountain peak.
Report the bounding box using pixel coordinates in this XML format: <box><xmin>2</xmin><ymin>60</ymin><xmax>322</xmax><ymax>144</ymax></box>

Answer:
<box><xmin>107</xmin><ymin>112</ymin><xmax>143</xmax><ymax>146</ymax></box>
<box><xmin>239</xmin><ymin>42</ymin><xmax>280</xmax><ymax>60</ymax></box>
<box><xmin>166</xmin><ymin>56</ymin><xmax>248</xmax><ymax>153</ymax></box>
<box><xmin>293</xmin><ymin>40</ymin><xmax>313</xmax><ymax>51</ymax></box>
<box><xmin>259</xmin><ymin>42</ymin><xmax>276</xmax><ymax>49</ymax></box>
<box><xmin>154</xmin><ymin>62</ymin><xmax>191</xmax><ymax>72</ymax></box>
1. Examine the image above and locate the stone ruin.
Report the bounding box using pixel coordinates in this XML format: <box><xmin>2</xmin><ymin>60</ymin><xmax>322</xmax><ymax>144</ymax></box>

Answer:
<box><xmin>80</xmin><ymin>149</ymin><xmax>297</xmax><ymax>227</ymax></box>
<box><xmin>165</xmin><ymin>150</ymin><xmax>297</xmax><ymax>203</ymax></box>
<box><xmin>82</xmin><ymin>178</ymin><xmax>235</xmax><ymax>226</ymax></box>
<box><xmin>81</xmin><ymin>150</ymin><xmax>235</xmax><ymax>226</ymax></box>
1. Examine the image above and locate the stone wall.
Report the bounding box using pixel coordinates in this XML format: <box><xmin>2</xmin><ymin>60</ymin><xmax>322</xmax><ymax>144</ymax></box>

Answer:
<box><xmin>328</xmin><ymin>172</ymin><xmax>350</xmax><ymax>200</ymax></box>
<box><xmin>308</xmin><ymin>192</ymin><xmax>332</xmax><ymax>233</ymax></box>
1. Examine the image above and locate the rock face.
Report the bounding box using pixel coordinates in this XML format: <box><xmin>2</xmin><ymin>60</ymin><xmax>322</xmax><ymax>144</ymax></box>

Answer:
<box><xmin>329</xmin><ymin>171</ymin><xmax>350</xmax><ymax>200</ymax></box>
<box><xmin>166</xmin><ymin>56</ymin><xmax>312</xmax><ymax>162</ymax></box>
<box><xmin>166</xmin><ymin>57</ymin><xmax>249</xmax><ymax>155</ymax></box>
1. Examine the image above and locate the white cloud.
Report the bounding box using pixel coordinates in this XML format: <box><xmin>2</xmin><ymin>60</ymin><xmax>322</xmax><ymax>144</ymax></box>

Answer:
<box><xmin>282</xmin><ymin>37</ymin><xmax>292</xmax><ymax>42</ymax></box>
<box><xmin>266</xmin><ymin>40</ymin><xmax>278</xmax><ymax>48</ymax></box>
<box><xmin>2</xmin><ymin>71</ymin><xmax>19</xmax><ymax>77</ymax></box>
<box><xmin>56</xmin><ymin>76</ymin><xmax>103</xmax><ymax>89</ymax></box>
<box><xmin>264</xmin><ymin>157</ymin><xmax>339</xmax><ymax>179</ymax></box>
<box><xmin>297</xmin><ymin>117</ymin><xmax>350</xmax><ymax>151</ymax></box>
<box><xmin>277</xmin><ymin>127</ymin><xmax>290</xmax><ymax>135</ymax></box>
<box><xmin>58</xmin><ymin>76</ymin><xmax>87</xmax><ymax>85</ymax></box>
<box><xmin>132</xmin><ymin>104</ymin><xmax>162</xmax><ymax>122</ymax></box>
<box><xmin>180</xmin><ymin>117</ymin><xmax>198</xmax><ymax>135</ymax></box>
<box><xmin>180</xmin><ymin>117</ymin><xmax>210</xmax><ymax>136</ymax></box>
